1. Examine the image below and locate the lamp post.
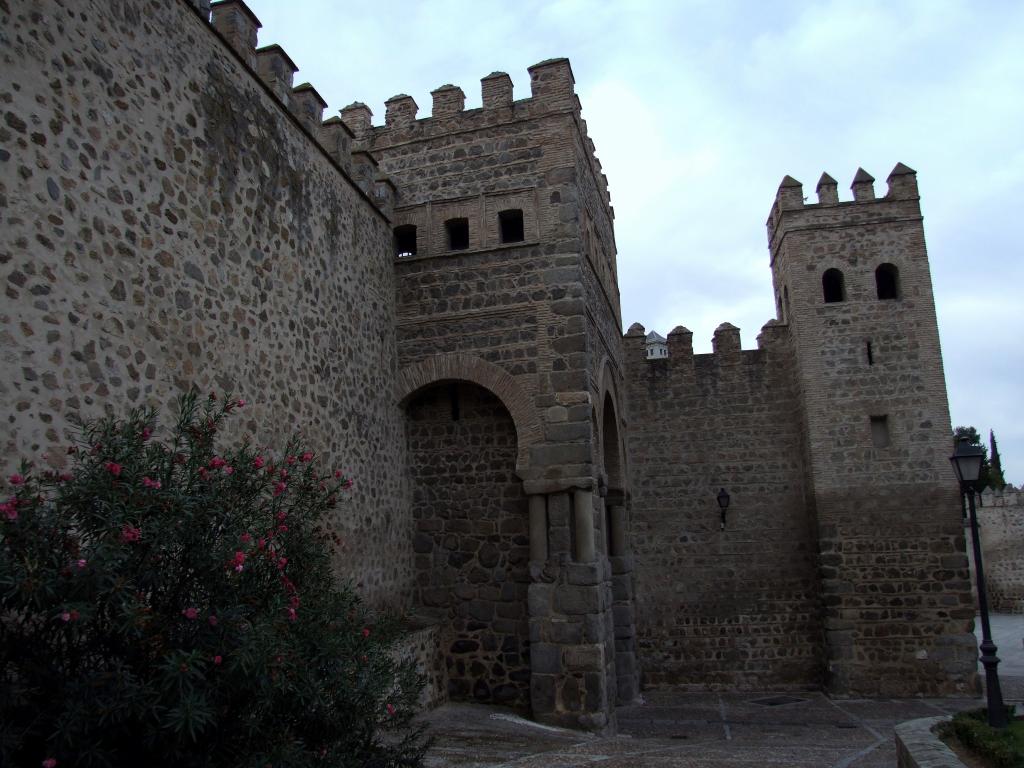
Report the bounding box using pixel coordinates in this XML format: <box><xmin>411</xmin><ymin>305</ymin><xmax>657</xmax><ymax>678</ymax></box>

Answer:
<box><xmin>950</xmin><ymin>437</ymin><xmax>1007</xmax><ymax>729</ymax></box>
<box><xmin>717</xmin><ymin>488</ymin><xmax>730</xmax><ymax>530</ymax></box>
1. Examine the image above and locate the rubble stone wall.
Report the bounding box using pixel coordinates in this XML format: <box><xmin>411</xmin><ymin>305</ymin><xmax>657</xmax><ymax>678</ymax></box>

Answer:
<box><xmin>977</xmin><ymin>487</ymin><xmax>1024</xmax><ymax>614</ymax></box>
<box><xmin>624</xmin><ymin>324</ymin><xmax>824</xmax><ymax>689</ymax></box>
<box><xmin>0</xmin><ymin>0</ymin><xmax>414</xmax><ymax>608</ymax></box>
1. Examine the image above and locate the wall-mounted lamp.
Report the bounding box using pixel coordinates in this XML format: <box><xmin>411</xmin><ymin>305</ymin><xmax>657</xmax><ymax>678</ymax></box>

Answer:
<box><xmin>716</xmin><ymin>487</ymin><xmax>730</xmax><ymax>530</ymax></box>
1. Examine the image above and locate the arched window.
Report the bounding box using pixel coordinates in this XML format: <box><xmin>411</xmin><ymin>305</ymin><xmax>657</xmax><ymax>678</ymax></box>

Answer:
<box><xmin>394</xmin><ymin>224</ymin><xmax>417</xmax><ymax>258</ymax></box>
<box><xmin>875</xmin><ymin>263</ymin><xmax>899</xmax><ymax>300</ymax></box>
<box><xmin>822</xmin><ymin>268</ymin><xmax>845</xmax><ymax>303</ymax></box>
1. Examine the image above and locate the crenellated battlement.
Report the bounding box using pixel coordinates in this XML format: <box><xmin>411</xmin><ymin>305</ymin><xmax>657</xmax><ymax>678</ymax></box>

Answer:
<box><xmin>623</xmin><ymin>320</ymin><xmax>792</xmax><ymax>390</ymax></box>
<box><xmin>334</xmin><ymin>58</ymin><xmax>613</xmax><ymax>218</ymax></box>
<box><xmin>766</xmin><ymin>163</ymin><xmax>921</xmax><ymax>249</ymax></box>
<box><xmin>206</xmin><ymin>0</ymin><xmax>391</xmax><ymax>214</ymax></box>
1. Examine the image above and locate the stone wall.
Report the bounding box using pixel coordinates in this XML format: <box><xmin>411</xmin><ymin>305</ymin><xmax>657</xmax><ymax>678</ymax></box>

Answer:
<box><xmin>624</xmin><ymin>322</ymin><xmax>824</xmax><ymax>689</ymax></box>
<box><xmin>0</xmin><ymin>0</ymin><xmax>414</xmax><ymax>608</ymax></box>
<box><xmin>975</xmin><ymin>486</ymin><xmax>1024</xmax><ymax>614</ymax></box>
<box><xmin>406</xmin><ymin>382</ymin><xmax>531</xmax><ymax>708</ymax></box>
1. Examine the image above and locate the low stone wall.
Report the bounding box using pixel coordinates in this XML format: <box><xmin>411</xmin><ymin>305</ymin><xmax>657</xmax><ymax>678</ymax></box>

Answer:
<box><xmin>396</xmin><ymin>622</ymin><xmax>450</xmax><ymax>711</ymax></box>
<box><xmin>894</xmin><ymin>716</ymin><xmax>965</xmax><ymax>768</ymax></box>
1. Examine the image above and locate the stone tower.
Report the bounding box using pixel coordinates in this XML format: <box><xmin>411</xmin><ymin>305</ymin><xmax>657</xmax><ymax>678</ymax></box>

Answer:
<box><xmin>766</xmin><ymin>165</ymin><xmax>977</xmax><ymax>695</ymax></box>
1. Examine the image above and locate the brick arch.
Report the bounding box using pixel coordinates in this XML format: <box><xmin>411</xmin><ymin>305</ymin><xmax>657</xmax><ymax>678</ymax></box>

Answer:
<box><xmin>395</xmin><ymin>353</ymin><xmax>542</xmax><ymax>473</ymax></box>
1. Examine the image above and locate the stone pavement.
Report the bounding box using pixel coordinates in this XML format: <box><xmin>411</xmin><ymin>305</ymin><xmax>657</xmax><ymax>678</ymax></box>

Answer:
<box><xmin>418</xmin><ymin>614</ymin><xmax>1024</xmax><ymax>767</ymax></box>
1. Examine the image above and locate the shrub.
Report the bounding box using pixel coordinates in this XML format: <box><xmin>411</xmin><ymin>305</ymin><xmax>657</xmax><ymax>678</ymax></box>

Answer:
<box><xmin>0</xmin><ymin>392</ymin><xmax>428</xmax><ymax>767</ymax></box>
<box><xmin>939</xmin><ymin>708</ymin><xmax>1023</xmax><ymax>768</ymax></box>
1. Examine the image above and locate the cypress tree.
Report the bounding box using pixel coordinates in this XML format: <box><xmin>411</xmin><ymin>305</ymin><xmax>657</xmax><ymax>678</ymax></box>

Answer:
<box><xmin>989</xmin><ymin>430</ymin><xmax>1006</xmax><ymax>490</ymax></box>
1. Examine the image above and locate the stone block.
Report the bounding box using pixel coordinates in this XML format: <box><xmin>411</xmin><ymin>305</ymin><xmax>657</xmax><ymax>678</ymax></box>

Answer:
<box><xmin>554</xmin><ymin>585</ymin><xmax>601</xmax><ymax>615</ymax></box>
<box><xmin>531</xmin><ymin>674</ymin><xmax>556</xmax><ymax>714</ymax></box>
<box><xmin>564</xmin><ymin>644</ymin><xmax>602</xmax><ymax>670</ymax></box>
<box><xmin>531</xmin><ymin>642</ymin><xmax>561</xmax><ymax>674</ymax></box>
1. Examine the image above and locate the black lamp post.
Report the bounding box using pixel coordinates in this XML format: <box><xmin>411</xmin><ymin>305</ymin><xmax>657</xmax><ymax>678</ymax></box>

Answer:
<box><xmin>950</xmin><ymin>437</ymin><xmax>1008</xmax><ymax>728</ymax></box>
<box><xmin>717</xmin><ymin>488</ymin><xmax>730</xmax><ymax>530</ymax></box>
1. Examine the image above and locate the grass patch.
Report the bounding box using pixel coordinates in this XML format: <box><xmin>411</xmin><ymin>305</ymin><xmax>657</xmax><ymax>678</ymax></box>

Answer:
<box><xmin>938</xmin><ymin>709</ymin><xmax>1024</xmax><ymax>768</ymax></box>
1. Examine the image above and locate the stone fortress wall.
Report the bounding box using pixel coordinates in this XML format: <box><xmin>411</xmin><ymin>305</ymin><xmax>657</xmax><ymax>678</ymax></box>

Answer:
<box><xmin>0</xmin><ymin>0</ymin><xmax>415</xmax><ymax>608</ymax></box>
<box><xmin>0</xmin><ymin>0</ymin><xmax>980</xmax><ymax>732</ymax></box>
<box><xmin>975</xmin><ymin>486</ymin><xmax>1024</xmax><ymax>614</ymax></box>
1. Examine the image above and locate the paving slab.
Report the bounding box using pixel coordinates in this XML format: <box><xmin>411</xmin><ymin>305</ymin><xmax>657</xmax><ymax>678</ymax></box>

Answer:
<box><xmin>420</xmin><ymin>613</ymin><xmax>1024</xmax><ymax>767</ymax></box>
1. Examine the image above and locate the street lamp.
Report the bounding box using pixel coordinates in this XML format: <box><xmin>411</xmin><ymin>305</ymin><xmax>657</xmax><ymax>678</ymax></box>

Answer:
<box><xmin>950</xmin><ymin>437</ymin><xmax>1007</xmax><ymax>729</ymax></box>
<box><xmin>717</xmin><ymin>488</ymin><xmax>730</xmax><ymax>530</ymax></box>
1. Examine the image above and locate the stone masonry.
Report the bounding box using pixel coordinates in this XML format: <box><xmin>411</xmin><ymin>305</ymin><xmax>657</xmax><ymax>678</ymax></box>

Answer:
<box><xmin>968</xmin><ymin>486</ymin><xmax>1024</xmax><ymax>614</ymax></box>
<box><xmin>0</xmin><ymin>0</ymin><xmax>977</xmax><ymax>733</ymax></box>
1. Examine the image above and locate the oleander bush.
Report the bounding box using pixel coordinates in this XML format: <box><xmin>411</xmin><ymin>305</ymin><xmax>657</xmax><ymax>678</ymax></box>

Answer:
<box><xmin>0</xmin><ymin>391</ymin><xmax>427</xmax><ymax>768</ymax></box>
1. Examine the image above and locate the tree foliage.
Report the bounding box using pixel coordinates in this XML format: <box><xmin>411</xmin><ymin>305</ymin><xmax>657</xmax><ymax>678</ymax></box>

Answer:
<box><xmin>0</xmin><ymin>392</ymin><xmax>428</xmax><ymax>767</ymax></box>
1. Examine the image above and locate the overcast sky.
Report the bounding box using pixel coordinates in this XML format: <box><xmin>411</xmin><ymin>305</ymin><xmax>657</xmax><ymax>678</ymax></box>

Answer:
<box><xmin>243</xmin><ymin>0</ymin><xmax>1023</xmax><ymax>484</ymax></box>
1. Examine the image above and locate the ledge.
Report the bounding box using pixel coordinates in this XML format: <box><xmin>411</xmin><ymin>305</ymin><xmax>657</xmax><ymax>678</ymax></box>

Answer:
<box><xmin>895</xmin><ymin>716</ymin><xmax>965</xmax><ymax>768</ymax></box>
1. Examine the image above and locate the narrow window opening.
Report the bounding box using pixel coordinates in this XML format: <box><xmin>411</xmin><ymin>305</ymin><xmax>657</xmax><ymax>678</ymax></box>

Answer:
<box><xmin>445</xmin><ymin>217</ymin><xmax>469</xmax><ymax>251</ymax></box>
<box><xmin>783</xmin><ymin>286</ymin><xmax>791</xmax><ymax>323</ymax></box>
<box><xmin>498</xmin><ymin>209</ymin><xmax>524</xmax><ymax>243</ymax></box>
<box><xmin>394</xmin><ymin>224</ymin><xmax>417</xmax><ymax>258</ymax></box>
<box><xmin>866</xmin><ymin>341</ymin><xmax>874</xmax><ymax>365</ymax></box>
<box><xmin>448</xmin><ymin>383</ymin><xmax>460</xmax><ymax>421</ymax></box>
<box><xmin>870</xmin><ymin>415</ymin><xmax>890</xmax><ymax>448</ymax></box>
<box><xmin>822</xmin><ymin>268</ymin><xmax>845</xmax><ymax>303</ymax></box>
<box><xmin>876</xmin><ymin>263</ymin><xmax>899</xmax><ymax>300</ymax></box>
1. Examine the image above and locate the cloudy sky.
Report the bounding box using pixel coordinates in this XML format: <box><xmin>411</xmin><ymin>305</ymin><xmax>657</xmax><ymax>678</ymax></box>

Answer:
<box><xmin>243</xmin><ymin>0</ymin><xmax>1023</xmax><ymax>484</ymax></box>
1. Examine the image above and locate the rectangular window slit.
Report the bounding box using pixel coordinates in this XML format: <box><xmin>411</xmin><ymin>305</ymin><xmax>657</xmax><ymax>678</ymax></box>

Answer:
<box><xmin>870</xmin><ymin>415</ymin><xmax>890</xmax><ymax>448</ymax></box>
<box><xmin>866</xmin><ymin>341</ymin><xmax>874</xmax><ymax>365</ymax></box>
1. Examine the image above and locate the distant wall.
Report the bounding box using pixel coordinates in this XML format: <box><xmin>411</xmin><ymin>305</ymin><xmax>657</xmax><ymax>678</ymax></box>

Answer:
<box><xmin>0</xmin><ymin>0</ymin><xmax>413</xmax><ymax>608</ymax></box>
<box><xmin>624</xmin><ymin>323</ymin><xmax>825</xmax><ymax>689</ymax></box>
<box><xmin>975</xmin><ymin>487</ymin><xmax>1024</xmax><ymax>614</ymax></box>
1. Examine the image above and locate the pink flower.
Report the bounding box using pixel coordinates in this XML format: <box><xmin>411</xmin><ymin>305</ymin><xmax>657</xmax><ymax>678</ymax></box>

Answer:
<box><xmin>60</xmin><ymin>612</ymin><xmax>71</xmax><ymax>622</ymax></box>
<box><xmin>208</xmin><ymin>614</ymin><xmax>218</xmax><ymax>626</ymax></box>
<box><xmin>209</xmin><ymin>456</ymin><xmax>226</xmax><ymax>469</ymax></box>
<box><xmin>142</xmin><ymin>476</ymin><xmax>161</xmax><ymax>490</ymax></box>
<box><xmin>76</xmin><ymin>559</ymin><xmax>87</xmax><ymax>569</ymax></box>
<box><xmin>343</xmin><ymin>478</ymin><xmax>354</xmax><ymax>489</ymax></box>
<box><xmin>222</xmin><ymin>466</ymin><xmax>234</xmax><ymax>475</ymax></box>
<box><xmin>286</xmin><ymin>455</ymin><xmax>296</xmax><ymax>466</ymax></box>
<box><xmin>59</xmin><ymin>472</ymin><xmax>73</xmax><ymax>482</ymax></box>
<box><xmin>142</xmin><ymin>427</ymin><xmax>153</xmax><ymax>441</ymax></box>
<box><xmin>300</xmin><ymin>451</ymin><xmax>314</xmax><ymax>462</ymax></box>
<box><xmin>8</xmin><ymin>473</ymin><xmax>25</xmax><ymax>486</ymax></box>
<box><xmin>253</xmin><ymin>456</ymin><xmax>265</xmax><ymax>469</ymax></box>
<box><xmin>104</xmin><ymin>462</ymin><xmax>122</xmax><ymax>477</ymax></box>
<box><xmin>213</xmin><ymin>655</ymin><xmax>223</xmax><ymax>665</ymax></box>
<box><xmin>236</xmin><ymin>398</ymin><xmax>246</xmax><ymax>408</ymax></box>
<box><xmin>276</xmin><ymin>511</ymin><xmax>288</xmax><ymax>522</ymax></box>
<box><xmin>286</xmin><ymin>607</ymin><xmax>297</xmax><ymax>621</ymax></box>
<box><xmin>198</xmin><ymin>467</ymin><xmax>209</xmax><ymax>481</ymax></box>
<box><xmin>273</xmin><ymin>481</ymin><xmax>287</xmax><ymax>497</ymax></box>
<box><xmin>386</xmin><ymin>703</ymin><xmax>396</xmax><ymax>716</ymax></box>
<box><xmin>241</xmin><ymin>533</ymin><xmax>252</xmax><ymax>544</ymax></box>
<box><xmin>42</xmin><ymin>759</ymin><xmax>57</xmax><ymax>768</ymax></box>
<box><xmin>277</xmin><ymin>524</ymin><xmax>288</xmax><ymax>533</ymax></box>
<box><xmin>120</xmin><ymin>524</ymin><xmax>141</xmax><ymax>543</ymax></box>
<box><xmin>334</xmin><ymin>470</ymin><xmax>343</xmax><ymax>479</ymax></box>
<box><xmin>181</xmin><ymin>607</ymin><xmax>198</xmax><ymax>620</ymax></box>
<box><xmin>361</xmin><ymin>627</ymin><xmax>370</xmax><ymax>638</ymax></box>
<box><xmin>1</xmin><ymin>499</ymin><xmax>18</xmax><ymax>522</ymax></box>
<box><xmin>277</xmin><ymin>557</ymin><xmax>288</xmax><ymax>570</ymax></box>
<box><xmin>232</xmin><ymin>551</ymin><xmax>246</xmax><ymax>567</ymax></box>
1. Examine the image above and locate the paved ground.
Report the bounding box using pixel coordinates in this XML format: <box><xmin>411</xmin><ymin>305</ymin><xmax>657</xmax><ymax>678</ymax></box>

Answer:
<box><xmin>418</xmin><ymin>614</ymin><xmax>1024</xmax><ymax>767</ymax></box>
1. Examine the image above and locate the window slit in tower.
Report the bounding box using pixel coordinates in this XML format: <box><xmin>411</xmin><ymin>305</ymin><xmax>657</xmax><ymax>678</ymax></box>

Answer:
<box><xmin>866</xmin><ymin>341</ymin><xmax>874</xmax><ymax>365</ymax></box>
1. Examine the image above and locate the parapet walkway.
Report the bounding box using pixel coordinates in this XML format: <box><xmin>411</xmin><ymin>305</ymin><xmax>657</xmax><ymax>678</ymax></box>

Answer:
<box><xmin>421</xmin><ymin>614</ymin><xmax>1024</xmax><ymax>767</ymax></box>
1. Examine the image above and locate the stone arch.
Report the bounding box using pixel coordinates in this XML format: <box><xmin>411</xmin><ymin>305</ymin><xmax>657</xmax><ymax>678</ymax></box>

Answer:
<box><xmin>596</xmin><ymin>358</ymin><xmax>627</xmax><ymax>491</ymax></box>
<box><xmin>395</xmin><ymin>353</ymin><xmax>542</xmax><ymax>474</ymax></box>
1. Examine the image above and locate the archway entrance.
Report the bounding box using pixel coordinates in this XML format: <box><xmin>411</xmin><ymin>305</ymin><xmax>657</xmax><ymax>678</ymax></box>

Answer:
<box><xmin>405</xmin><ymin>380</ymin><xmax>530</xmax><ymax>708</ymax></box>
